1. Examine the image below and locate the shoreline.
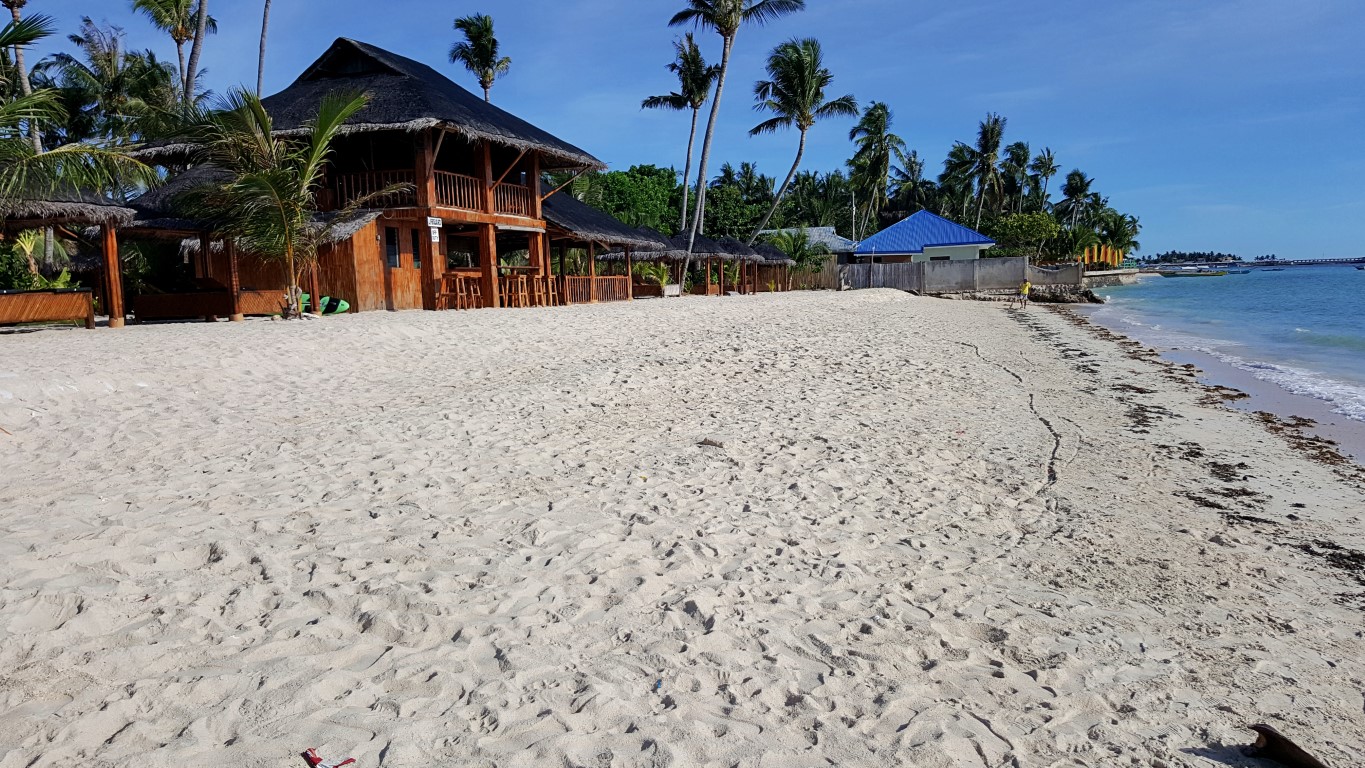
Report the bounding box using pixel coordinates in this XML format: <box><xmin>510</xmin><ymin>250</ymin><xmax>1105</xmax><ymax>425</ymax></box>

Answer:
<box><xmin>1072</xmin><ymin>300</ymin><xmax>1365</xmax><ymax>467</ymax></box>
<box><xmin>2</xmin><ymin>291</ymin><xmax>1362</xmax><ymax>765</ymax></box>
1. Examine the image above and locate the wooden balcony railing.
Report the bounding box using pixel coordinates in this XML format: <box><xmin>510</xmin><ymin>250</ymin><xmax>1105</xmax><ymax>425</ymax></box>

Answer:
<box><xmin>494</xmin><ymin>183</ymin><xmax>534</xmax><ymax>218</ymax></box>
<box><xmin>332</xmin><ymin>170</ymin><xmax>416</xmax><ymax>208</ymax></box>
<box><xmin>560</xmin><ymin>276</ymin><xmax>630</xmax><ymax>304</ymax></box>
<box><xmin>435</xmin><ymin>171</ymin><xmax>483</xmax><ymax>211</ymax></box>
<box><xmin>332</xmin><ymin>170</ymin><xmax>538</xmax><ymax>219</ymax></box>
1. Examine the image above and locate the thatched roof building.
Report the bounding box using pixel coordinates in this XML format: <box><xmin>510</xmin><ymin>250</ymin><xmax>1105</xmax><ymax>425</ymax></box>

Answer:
<box><xmin>541</xmin><ymin>189</ymin><xmax>668</xmax><ymax>250</ymax></box>
<box><xmin>715</xmin><ymin>236</ymin><xmax>765</xmax><ymax>263</ymax></box>
<box><xmin>0</xmin><ymin>187</ymin><xmax>135</xmax><ymax>230</ymax></box>
<box><xmin>753</xmin><ymin>242</ymin><xmax>796</xmax><ymax>265</ymax></box>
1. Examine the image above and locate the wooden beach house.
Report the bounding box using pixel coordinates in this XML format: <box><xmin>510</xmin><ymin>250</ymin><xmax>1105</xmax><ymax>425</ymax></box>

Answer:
<box><xmin>116</xmin><ymin>38</ymin><xmax>656</xmax><ymax>321</ymax></box>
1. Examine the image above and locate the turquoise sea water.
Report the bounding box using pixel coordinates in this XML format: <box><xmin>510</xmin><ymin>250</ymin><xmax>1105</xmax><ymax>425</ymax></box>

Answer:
<box><xmin>1084</xmin><ymin>265</ymin><xmax>1365</xmax><ymax>422</ymax></box>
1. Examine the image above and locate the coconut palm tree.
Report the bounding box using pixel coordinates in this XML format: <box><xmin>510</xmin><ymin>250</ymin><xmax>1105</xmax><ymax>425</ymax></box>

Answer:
<box><xmin>969</xmin><ymin>112</ymin><xmax>1005</xmax><ymax>229</ymax></box>
<box><xmin>1097</xmin><ymin>208</ymin><xmax>1140</xmax><ymax>254</ymax></box>
<box><xmin>130</xmin><ymin>0</ymin><xmax>215</xmax><ymax>102</ymax></box>
<box><xmin>642</xmin><ymin>33</ymin><xmax>717</xmax><ymax>233</ymax></box>
<box><xmin>848</xmin><ymin>101</ymin><xmax>905</xmax><ymax>231</ymax></box>
<box><xmin>257</xmin><ymin>0</ymin><xmax>271</xmax><ymax>96</ymax></box>
<box><xmin>182</xmin><ymin>0</ymin><xmax>209</xmax><ymax>105</ymax></box>
<box><xmin>999</xmin><ymin>140</ymin><xmax>1029</xmax><ymax>214</ymax></box>
<box><xmin>1029</xmin><ymin>147</ymin><xmax>1058</xmax><ymax>211</ymax></box>
<box><xmin>939</xmin><ymin>142</ymin><xmax>976</xmax><ymax>220</ymax></box>
<box><xmin>765</xmin><ymin>225</ymin><xmax>829</xmax><ymax>286</ymax></box>
<box><xmin>745</xmin><ymin>38</ymin><xmax>855</xmax><ymax>244</ymax></box>
<box><xmin>38</xmin><ymin>18</ymin><xmax>179</xmax><ymax>143</ymax></box>
<box><xmin>449</xmin><ymin>14</ymin><xmax>510</xmax><ymax>103</ymax></box>
<box><xmin>669</xmin><ymin>0</ymin><xmax>806</xmax><ymax>263</ymax></box>
<box><xmin>0</xmin><ymin>19</ymin><xmax>156</xmax><ymax>209</ymax></box>
<box><xmin>890</xmin><ymin>149</ymin><xmax>932</xmax><ymax>214</ymax></box>
<box><xmin>181</xmin><ymin>90</ymin><xmax>403</xmax><ymax>317</ymax></box>
<box><xmin>1058</xmin><ymin>169</ymin><xmax>1094</xmax><ymax>229</ymax></box>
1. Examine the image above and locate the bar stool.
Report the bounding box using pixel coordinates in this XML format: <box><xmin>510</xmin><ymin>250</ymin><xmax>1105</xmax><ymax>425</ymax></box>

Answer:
<box><xmin>513</xmin><ymin>275</ymin><xmax>531</xmax><ymax>308</ymax></box>
<box><xmin>458</xmin><ymin>275</ymin><xmax>482</xmax><ymax>309</ymax></box>
<box><xmin>437</xmin><ymin>274</ymin><xmax>459</xmax><ymax>310</ymax></box>
<box><xmin>529</xmin><ymin>276</ymin><xmax>550</xmax><ymax>307</ymax></box>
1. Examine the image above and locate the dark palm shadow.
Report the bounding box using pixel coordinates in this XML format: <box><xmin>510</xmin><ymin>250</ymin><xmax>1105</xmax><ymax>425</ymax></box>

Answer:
<box><xmin>1183</xmin><ymin>743</ymin><xmax>1260</xmax><ymax>767</ymax></box>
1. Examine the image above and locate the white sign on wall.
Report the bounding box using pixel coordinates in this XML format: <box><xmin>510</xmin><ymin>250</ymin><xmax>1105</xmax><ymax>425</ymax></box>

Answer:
<box><xmin>427</xmin><ymin>217</ymin><xmax>443</xmax><ymax>229</ymax></box>
<box><xmin>430</xmin><ymin>227</ymin><xmax>441</xmax><ymax>243</ymax></box>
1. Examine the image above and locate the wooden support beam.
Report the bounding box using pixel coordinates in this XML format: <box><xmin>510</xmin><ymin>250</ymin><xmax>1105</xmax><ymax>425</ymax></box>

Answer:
<box><xmin>430</xmin><ymin>128</ymin><xmax>447</xmax><ymax>174</ymax></box>
<box><xmin>199</xmin><ymin>232</ymin><xmax>212</xmax><ymax>280</ymax></box>
<box><xmin>625</xmin><ymin>246</ymin><xmax>633</xmax><ymax>300</ymax></box>
<box><xmin>540</xmin><ymin>170</ymin><xmax>586</xmax><ymax>203</ymax></box>
<box><xmin>420</xmin><ymin>215</ymin><xmax>439</xmax><ymax>310</ymax></box>
<box><xmin>481</xmin><ymin>142</ymin><xmax>495</xmax><ymax>213</ymax></box>
<box><xmin>478</xmin><ymin>222</ymin><xmax>499</xmax><ymax>308</ymax></box>
<box><xmin>102</xmin><ymin>224</ymin><xmax>124</xmax><ymax>328</ymax></box>
<box><xmin>416</xmin><ymin>131</ymin><xmax>437</xmax><ymax>208</ymax></box>
<box><xmin>491</xmin><ymin>148</ymin><xmax>528</xmax><ymax>190</ymax></box>
<box><xmin>706</xmin><ymin>257</ymin><xmax>713</xmax><ymax>294</ymax></box>
<box><xmin>589</xmin><ymin>242</ymin><xmax>597</xmax><ymax>303</ymax></box>
<box><xmin>530</xmin><ymin>153</ymin><xmax>542</xmax><ymax>220</ymax></box>
<box><xmin>226</xmin><ymin>240</ymin><xmax>244</xmax><ymax>321</ymax></box>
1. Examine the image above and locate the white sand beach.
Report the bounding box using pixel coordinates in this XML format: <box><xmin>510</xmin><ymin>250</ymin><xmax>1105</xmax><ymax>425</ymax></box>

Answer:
<box><xmin>1</xmin><ymin>290</ymin><xmax>1362</xmax><ymax>767</ymax></box>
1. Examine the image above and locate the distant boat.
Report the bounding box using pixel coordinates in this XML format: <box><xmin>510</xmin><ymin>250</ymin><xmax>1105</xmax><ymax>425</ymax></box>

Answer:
<box><xmin>1159</xmin><ymin>269</ymin><xmax>1228</xmax><ymax>277</ymax></box>
<box><xmin>1357</xmin><ymin>266</ymin><xmax>1364</xmax><ymax>271</ymax></box>
<box><xmin>1226</xmin><ymin>269</ymin><xmax>1251</xmax><ymax>274</ymax></box>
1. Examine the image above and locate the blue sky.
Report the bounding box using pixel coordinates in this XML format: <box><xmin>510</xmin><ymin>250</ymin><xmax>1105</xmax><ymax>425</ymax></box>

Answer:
<box><xmin>31</xmin><ymin>0</ymin><xmax>1365</xmax><ymax>257</ymax></box>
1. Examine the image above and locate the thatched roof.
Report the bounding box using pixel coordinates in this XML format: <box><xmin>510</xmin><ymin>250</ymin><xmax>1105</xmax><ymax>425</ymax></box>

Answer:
<box><xmin>715</xmin><ymin>236</ymin><xmax>765</xmax><ymax>263</ymax></box>
<box><xmin>178</xmin><ymin>210</ymin><xmax>384</xmax><ymax>256</ymax></box>
<box><xmin>600</xmin><ymin>231</ymin><xmax>738</xmax><ymax>263</ymax></box>
<box><xmin>753</xmin><ymin>242</ymin><xmax>796</xmax><ymax>265</ymax></box>
<box><xmin>0</xmin><ymin>187</ymin><xmax>136</xmax><ymax>229</ymax></box>
<box><xmin>542</xmin><ymin>189</ymin><xmax>669</xmax><ymax>250</ymax></box>
<box><xmin>129</xmin><ymin>165</ymin><xmax>228</xmax><ymax>220</ymax></box>
<box><xmin>138</xmin><ymin>39</ymin><xmax>604</xmax><ymax>172</ymax></box>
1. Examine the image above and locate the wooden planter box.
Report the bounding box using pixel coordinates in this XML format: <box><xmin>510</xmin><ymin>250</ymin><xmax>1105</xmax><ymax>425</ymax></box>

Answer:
<box><xmin>0</xmin><ymin>288</ymin><xmax>95</xmax><ymax>328</ymax></box>
<box><xmin>633</xmin><ymin>283</ymin><xmax>663</xmax><ymax>298</ymax></box>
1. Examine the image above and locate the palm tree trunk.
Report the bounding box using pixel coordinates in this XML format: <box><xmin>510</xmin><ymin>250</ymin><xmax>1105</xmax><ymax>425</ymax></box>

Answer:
<box><xmin>679</xmin><ymin>106</ymin><xmax>699</xmax><ymax>233</ymax></box>
<box><xmin>748</xmin><ymin>129</ymin><xmax>806</xmax><ymax>245</ymax></box>
<box><xmin>8</xmin><ymin>4</ymin><xmax>39</xmax><ymax>152</ymax></box>
<box><xmin>176</xmin><ymin>40</ymin><xmax>187</xmax><ymax>98</ymax></box>
<box><xmin>184</xmin><ymin>0</ymin><xmax>210</xmax><ymax>105</ymax></box>
<box><xmin>483</xmin><ymin>85</ymin><xmax>490</xmax><ymax>103</ymax></box>
<box><xmin>974</xmin><ymin>183</ymin><xmax>987</xmax><ymax>230</ymax></box>
<box><xmin>257</xmin><ymin>0</ymin><xmax>272</xmax><ymax>96</ymax></box>
<box><xmin>1040</xmin><ymin>176</ymin><xmax>1050</xmax><ymax>213</ymax></box>
<box><xmin>683</xmin><ymin>34</ymin><xmax>734</xmax><ymax>279</ymax></box>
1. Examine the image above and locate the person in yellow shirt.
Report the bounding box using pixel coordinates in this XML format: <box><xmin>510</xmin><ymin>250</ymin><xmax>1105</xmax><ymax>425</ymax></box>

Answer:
<box><xmin>1014</xmin><ymin>279</ymin><xmax>1032</xmax><ymax>309</ymax></box>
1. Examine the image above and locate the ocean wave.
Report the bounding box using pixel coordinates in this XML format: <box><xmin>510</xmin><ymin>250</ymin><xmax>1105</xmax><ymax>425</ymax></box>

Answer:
<box><xmin>1203</xmin><ymin>351</ymin><xmax>1365</xmax><ymax>423</ymax></box>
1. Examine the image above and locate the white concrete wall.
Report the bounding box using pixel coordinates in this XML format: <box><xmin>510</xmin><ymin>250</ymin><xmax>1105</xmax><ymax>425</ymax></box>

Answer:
<box><xmin>911</xmin><ymin>245</ymin><xmax>988</xmax><ymax>263</ymax></box>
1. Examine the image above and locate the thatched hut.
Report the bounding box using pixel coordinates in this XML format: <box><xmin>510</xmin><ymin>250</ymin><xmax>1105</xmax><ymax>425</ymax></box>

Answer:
<box><xmin>0</xmin><ymin>188</ymin><xmax>137</xmax><ymax>328</ymax></box>
<box><xmin>127</xmin><ymin>37</ymin><xmax>614</xmax><ymax>315</ymax></box>
<box><xmin>753</xmin><ymin>242</ymin><xmax>796</xmax><ymax>292</ymax></box>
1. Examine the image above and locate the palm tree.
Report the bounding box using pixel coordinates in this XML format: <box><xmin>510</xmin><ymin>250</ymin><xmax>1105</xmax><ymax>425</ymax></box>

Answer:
<box><xmin>939</xmin><ymin>142</ymin><xmax>976</xmax><ymax>221</ymax></box>
<box><xmin>890</xmin><ymin>149</ymin><xmax>932</xmax><ymax>214</ymax></box>
<box><xmin>745</xmin><ymin>38</ymin><xmax>855</xmax><ymax>244</ymax></box>
<box><xmin>848</xmin><ymin>101</ymin><xmax>905</xmax><ymax>232</ymax></box>
<box><xmin>669</xmin><ymin>0</ymin><xmax>806</xmax><ymax>264</ymax></box>
<box><xmin>183</xmin><ymin>0</ymin><xmax>209</xmax><ymax>105</ymax></box>
<box><xmin>0</xmin><ymin>19</ymin><xmax>156</xmax><ymax>209</ymax></box>
<box><xmin>1097</xmin><ymin>208</ymin><xmax>1140</xmax><ymax>254</ymax></box>
<box><xmin>257</xmin><ymin>0</ymin><xmax>271</xmax><ymax>96</ymax></box>
<box><xmin>2</xmin><ymin>1</ymin><xmax>41</xmax><ymax>152</ymax></box>
<box><xmin>38</xmin><ymin>18</ymin><xmax>179</xmax><ymax>143</ymax></box>
<box><xmin>449</xmin><ymin>14</ymin><xmax>510</xmax><ymax>103</ymax></box>
<box><xmin>130</xmin><ymin>0</ymin><xmax>214</xmax><ymax>103</ymax></box>
<box><xmin>969</xmin><ymin>112</ymin><xmax>1005</xmax><ymax>229</ymax></box>
<box><xmin>1058</xmin><ymin>169</ymin><xmax>1094</xmax><ymax>228</ymax></box>
<box><xmin>1029</xmin><ymin>147</ymin><xmax>1058</xmax><ymax>211</ymax></box>
<box><xmin>999</xmin><ymin>140</ymin><xmax>1029</xmax><ymax>213</ymax></box>
<box><xmin>182</xmin><ymin>90</ymin><xmax>402</xmax><ymax>317</ymax></box>
<box><xmin>642</xmin><ymin>33</ymin><xmax>717</xmax><ymax>233</ymax></box>
<box><xmin>765</xmin><ymin>226</ymin><xmax>829</xmax><ymax>287</ymax></box>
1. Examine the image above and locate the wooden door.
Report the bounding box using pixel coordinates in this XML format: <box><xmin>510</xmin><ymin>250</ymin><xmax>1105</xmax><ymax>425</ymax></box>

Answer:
<box><xmin>382</xmin><ymin>226</ymin><xmax>424</xmax><ymax>310</ymax></box>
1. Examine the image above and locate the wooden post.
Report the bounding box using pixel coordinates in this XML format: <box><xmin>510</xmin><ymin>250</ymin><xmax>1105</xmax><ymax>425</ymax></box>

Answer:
<box><xmin>530</xmin><ymin>153</ymin><xmax>542</xmax><ymax>220</ymax></box>
<box><xmin>625</xmin><ymin>246</ymin><xmax>633</xmax><ymax>300</ymax></box>
<box><xmin>226</xmin><ymin>239</ymin><xmax>244</xmax><ymax>321</ymax></box>
<box><xmin>416</xmin><ymin>131</ymin><xmax>436</xmax><ymax>208</ymax></box>
<box><xmin>718</xmin><ymin>258</ymin><xmax>725</xmax><ymax>294</ymax></box>
<box><xmin>102</xmin><ymin>224</ymin><xmax>124</xmax><ymax>328</ymax></box>
<box><xmin>478</xmin><ymin>223</ymin><xmax>499</xmax><ymax>308</ymax></box>
<box><xmin>588</xmin><ymin>242</ymin><xmax>597</xmax><ymax>303</ymax></box>
<box><xmin>482</xmin><ymin>141</ymin><xmax>495</xmax><ymax>213</ymax></box>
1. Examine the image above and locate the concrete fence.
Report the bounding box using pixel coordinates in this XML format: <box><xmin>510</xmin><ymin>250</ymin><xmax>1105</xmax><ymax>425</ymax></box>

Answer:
<box><xmin>832</xmin><ymin>257</ymin><xmax>1081</xmax><ymax>294</ymax></box>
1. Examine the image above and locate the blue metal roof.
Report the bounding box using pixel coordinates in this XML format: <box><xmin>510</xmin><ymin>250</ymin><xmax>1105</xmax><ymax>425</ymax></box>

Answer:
<box><xmin>854</xmin><ymin>211</ymin><xmax>995</xmax><ymax>255</ymax></box>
